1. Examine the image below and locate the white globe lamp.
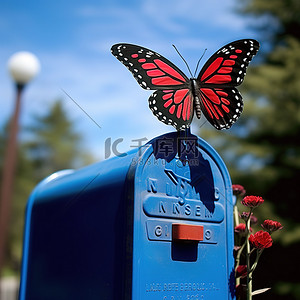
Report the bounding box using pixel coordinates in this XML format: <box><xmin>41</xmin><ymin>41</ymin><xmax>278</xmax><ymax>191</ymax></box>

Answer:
<box><xmin>7</xmin><ymin>51</ymin><xmax>40</xmax><ymax>88</ymax></box>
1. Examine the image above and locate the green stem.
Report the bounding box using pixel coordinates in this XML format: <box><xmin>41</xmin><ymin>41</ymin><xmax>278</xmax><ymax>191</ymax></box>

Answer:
<box><xmin>250</xmin><ymin>249</ymin><xmax>264</xmax><ymax>274</ymax></box>
<box><xmin>235</xmin><ymin>241</ymin><xmax>245</xmax><ymax>286</ymax></box>
<box><xmin>234</xmin><ymin>205</ymin><xmax>240</xmax><ymax>227</ymax></box>
<box><xmin>235</xmin><ymin>242</ymin><xmax>245</xmax><ymax>270</ymax></box>
<box><xmin>246</xmin><ymin>211</ymin><xmax>252</xmax><ymax>300</ymax></box>
<box><xmin>234</xmin><ymin>204</ymin><xmax>241</xmax><ymax>286</ymax></box>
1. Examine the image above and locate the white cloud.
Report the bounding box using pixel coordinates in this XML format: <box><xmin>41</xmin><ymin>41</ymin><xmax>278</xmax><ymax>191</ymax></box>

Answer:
<box><xmin>141</xmin><ymin>0</ymin><xmax>247</xmax><ymax>33</ymax></box>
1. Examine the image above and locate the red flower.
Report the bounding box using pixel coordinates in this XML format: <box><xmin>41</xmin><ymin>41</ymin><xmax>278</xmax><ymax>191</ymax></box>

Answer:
<box><xmin>235</xmin><ymin>223</ymin><xmax>246</xmax><ymax>233</ymax></box>
<box><xmin>235</xmin><ymin>223</ymin><xmax>252</xmax><ymax>235</ymax></box>
<box><xmin>236</xmin><ymin>265</ymin><xmax>247</xmax><ymax>278</ymax></box>
<box><xmin>241</xmin><ymin>195</ymin><xmax>264</xmax><ymax>208</ymax></box>
<box><xmin>261</xmin><ymin>220</ymin><xmax>283</xmax><ymax>233</ymax></box>
<box><xmin>232</xmin><ymin>184</ymin><xmax>246</xmax><ymax>196</ymax></box>
<box><xmin>249</xmin><ymin>230</ymin><xmax>273</xmax><ymax>249</ymax></box>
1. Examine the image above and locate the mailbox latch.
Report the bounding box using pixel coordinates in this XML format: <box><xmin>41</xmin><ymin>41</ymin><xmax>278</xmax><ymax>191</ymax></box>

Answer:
<box><xmin>172</xmin><ymin>224</ymin><xmax>204</xmax><ymax>242</ymax></box>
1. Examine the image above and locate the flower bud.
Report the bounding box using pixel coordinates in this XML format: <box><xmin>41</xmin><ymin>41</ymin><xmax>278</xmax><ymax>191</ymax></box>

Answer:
<box><xmin>236</xmin><ymin>265</ymin><xmax>247</xmax><ymax>278</ymax></box>
<box><xmin>232</xmin><ymin>184</ymin><xmax>246</xmax><ymax>196</ymax></box>
<box><xmin>235</xmin><ymin>223</ymin><xmax>252</xmax><ymax>236</ymax></box>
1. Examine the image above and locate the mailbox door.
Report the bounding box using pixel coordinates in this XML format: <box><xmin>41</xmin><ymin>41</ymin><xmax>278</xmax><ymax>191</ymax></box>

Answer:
<box><xmin>128</xmin><ymin>133</ymin><xmax>235</xmax><ymax>300</ymax></box>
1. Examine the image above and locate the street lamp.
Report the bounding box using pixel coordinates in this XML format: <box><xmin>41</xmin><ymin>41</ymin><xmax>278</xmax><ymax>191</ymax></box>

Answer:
<box><xmin>0</xmin><ymin>52</ymin><xmax>40</xmax><ymax>277</ymax></box>
<box><xmin>8</xmin><ymin>52</ymin><xmax>41</xmax><ymax>89</ymax></box>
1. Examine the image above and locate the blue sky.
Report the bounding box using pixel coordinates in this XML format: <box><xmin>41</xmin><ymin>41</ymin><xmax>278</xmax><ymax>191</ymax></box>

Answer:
<box><xmin>0</xmin><ymin>0</ymin><xmax>258</xmax><ymax>160</ymax></box>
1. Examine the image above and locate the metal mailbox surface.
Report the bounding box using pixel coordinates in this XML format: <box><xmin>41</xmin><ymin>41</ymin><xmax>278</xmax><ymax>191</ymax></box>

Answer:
<box><xmin>19</xmin><ymin>132</ymin><xmax>235</xmax><ymax>300</ymax></box>
<box><xmin>129</xmin><ymin>133</ymin><xmax>235</xmax><ymax>300</ymax></box>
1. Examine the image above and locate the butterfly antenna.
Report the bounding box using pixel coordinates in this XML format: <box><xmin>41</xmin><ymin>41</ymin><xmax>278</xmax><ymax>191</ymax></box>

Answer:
<box><xmin>172</xmin><ymin>44</ymin><xmax>193</xmax><ymax>77</ymax></box>
<box><xmin>193</xmin><ymin>48</ymin><xmax>207</xmax><ymax>77</ymax></box>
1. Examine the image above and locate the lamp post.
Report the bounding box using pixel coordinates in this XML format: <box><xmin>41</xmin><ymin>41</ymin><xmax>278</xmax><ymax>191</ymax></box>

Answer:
<box><xmin>0</xmin><ymin>52</ymin><xmax>40</xmax><ymax>277</ymax></box>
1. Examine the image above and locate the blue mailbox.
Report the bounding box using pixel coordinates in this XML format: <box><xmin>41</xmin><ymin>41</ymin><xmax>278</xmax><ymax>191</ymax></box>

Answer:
<box><xmin>19</xmin><ymin>132</ymin><xmax>235</xmax><ymax>300</ymax></box>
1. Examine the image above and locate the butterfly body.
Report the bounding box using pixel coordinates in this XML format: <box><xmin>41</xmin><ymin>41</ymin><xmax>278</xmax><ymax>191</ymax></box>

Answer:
<box><xmin>190</xmin><ymin>78</ymin><xmax>202</xmax><ymax>119</ymax></box>
<box><xmin>111</xmin><ymin>40</ymin><xmax>259</xmax><ymax>131</ymax></box>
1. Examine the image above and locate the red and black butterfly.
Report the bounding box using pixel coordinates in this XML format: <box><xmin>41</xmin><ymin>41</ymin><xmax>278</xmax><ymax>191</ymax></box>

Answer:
<box><xmin>111</xmin><ymin>39</ymin><xmax>259</xmax><ymax>131</ymax></box>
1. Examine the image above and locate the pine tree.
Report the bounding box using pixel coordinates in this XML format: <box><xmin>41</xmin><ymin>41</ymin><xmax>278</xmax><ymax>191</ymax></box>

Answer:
<box><xmin>26</xmin><ymin>100</ymin><xmax>93</xmax><ymax>181</ymax></box>
<box><xmin>0</xmin><ymin>123</ymin><xmax>36</xmax><ymax>274</ymax></box>
<box><xmin>0</xmin><ymin>99</ymin><xmax>93</xmax><ymax>274</ymax></box>
<box><xmin>199</xmin><ymin>1</ymin><xmax>300</xmax><ymax>299</ymax></box>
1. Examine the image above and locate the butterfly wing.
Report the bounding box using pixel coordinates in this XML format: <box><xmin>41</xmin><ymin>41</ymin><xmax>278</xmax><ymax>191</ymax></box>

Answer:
<box><xmin>199</xmin><ymin>87</ymin><xmax>243</xmax><ymax>130</ymax></box>
<box><xmin>111</xmin><ymin>43</ymin><xmax>193</xmax><ymax>130</ymax></box>
<box><xmin>111</xmin><ymin>43</ymin><xmax>189</xmax><ymax>90</ymax></box>
<box><xmin>198</xmin><ymin>39</ymin><xmax>259</xmax><ymax>87</ymax></box>
<box><xmin>149</xmin><ymin>89</ymin><xmax>193</xmax><ymax>130</ymax></box>
<box><xmin>196</xmin><ymin>39</ymin><xmax>259</xmax><ymax>129</ymax></box>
